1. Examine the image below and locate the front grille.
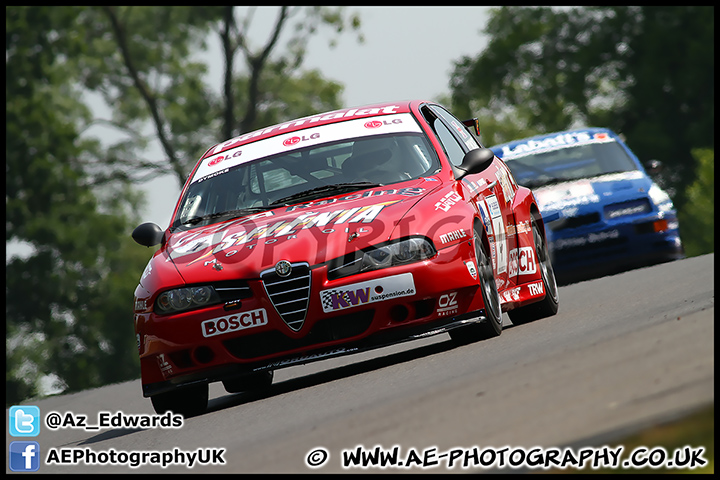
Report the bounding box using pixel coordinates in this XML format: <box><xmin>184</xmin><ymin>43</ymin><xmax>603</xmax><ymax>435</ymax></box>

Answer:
<box><xmin>604</xmin><ymin>198</ymin><xmax>651</xmax><ymax>220</ymax></box>
<box><xmin>261</xmin><ymin>262</ymin><xmax>311</xmax><ymax>331</ymax></box>
<box><xmin>551</xmin><ymin>212</ymin><xmax>601</xmax><ymax>231</ymax></box>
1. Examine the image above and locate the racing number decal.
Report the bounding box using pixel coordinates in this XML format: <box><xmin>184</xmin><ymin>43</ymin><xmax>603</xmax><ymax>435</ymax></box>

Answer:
<box><xmin>485</xmin><ymin>195</ymin><xmax>507</xmax><ymax>275</ymax></box>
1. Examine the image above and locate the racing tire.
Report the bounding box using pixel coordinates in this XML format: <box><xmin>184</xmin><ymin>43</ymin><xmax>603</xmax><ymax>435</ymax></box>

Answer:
<box><xmin>508</xmin><ymin>216</ymin><xmax>559</xmax><ymax>325</ymax></box>
<box><xmin>449</xmin><ymin>226</ymin><xmax>503</xmax><ymax>345</ymax></box>
<box><xmin>222</xmin><ymin>370</ymin><xmax>274</xmax><ymax>394</ymax></box>
<box><xmin>150</xmin><ymin>382</ymin><xmax>208</xmax><ymax>417</ymax></box>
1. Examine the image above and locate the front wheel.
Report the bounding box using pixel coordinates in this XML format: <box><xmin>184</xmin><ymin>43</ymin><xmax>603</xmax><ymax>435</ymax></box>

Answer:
<box><xmin>222</xmin><ymin>370</ymin><xmax>274</xmax><ymax>394</ymax></box>
<box><xmin>449</xmin><ymin>226</ymin><xmax>503</xmax><ymax>345</ymax></box>
<box><xmin>150</xmin><ymin>383</ymin><xmax>208</xmax><ymax>417</ymax></box>
<box><xmin>508</xmin><ymin>217</ymin><xmax>559</xmax><ymax>325</ymax></box>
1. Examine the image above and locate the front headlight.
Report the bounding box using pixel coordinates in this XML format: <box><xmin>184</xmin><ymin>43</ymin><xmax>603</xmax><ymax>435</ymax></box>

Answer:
<box><xmin>328</xmin><ymin>237</ymin><xmax>436</xmax><ymax>279</ymax></box>
<box><xmin>155</xmin><ymin>285</ymin><xmax>220</xmax><ymax>315</ymax></box>
<box><xmin>361</xmin><ymin>237</ymin><xmax>436</xmax><ymax>272</ymax></box>
<box><xmin>648</xmin><ymin>183</ymin><xmax>674</xmax><ymax>213</ymax></box>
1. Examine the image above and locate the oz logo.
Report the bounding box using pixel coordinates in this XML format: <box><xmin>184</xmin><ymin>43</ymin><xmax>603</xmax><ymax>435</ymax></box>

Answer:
<box><xmin>438</xmin><ymin>292</ymin><xmax>458</xmax><ymax>316</ymax></box>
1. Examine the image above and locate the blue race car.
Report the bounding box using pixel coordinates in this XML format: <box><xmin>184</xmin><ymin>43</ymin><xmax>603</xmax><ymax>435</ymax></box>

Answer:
<box><xmin>490</xmin><ymin>128</ymin><xmax>684</xmax><ymax>284</ymax></box>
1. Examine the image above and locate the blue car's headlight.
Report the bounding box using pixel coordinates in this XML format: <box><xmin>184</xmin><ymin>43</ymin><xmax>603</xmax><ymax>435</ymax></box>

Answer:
<box><xmin>329</xmin><ymin>237</ymin><xmax>436</xmax><ymax>279</ymax></box>
<box><xmin>155</xmin><ymin>286</ymin><xmax>220</xmax><ymax>315</ymax></box>
<box><xmin>648</xmin><ymin>183</ymin><xmax>675</xmax><ymax>213</ymax></box>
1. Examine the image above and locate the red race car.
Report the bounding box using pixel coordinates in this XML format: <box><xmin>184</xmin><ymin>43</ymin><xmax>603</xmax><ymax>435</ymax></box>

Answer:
<box><xmin>132</xmin><ymin>100</ymin><xmax>559</xmax><ymax>416</ymax></box>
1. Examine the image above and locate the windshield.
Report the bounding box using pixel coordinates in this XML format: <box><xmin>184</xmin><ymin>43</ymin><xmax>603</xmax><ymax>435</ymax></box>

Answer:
<box><xmin>172</xmin><ymin>132</ymin><xmax>439</xmax><ymax>230</ymax></box>
<box><xmin>503</xmin><ymin>141</ymin><xmax>638</xmax><ymax>189</ymax></box>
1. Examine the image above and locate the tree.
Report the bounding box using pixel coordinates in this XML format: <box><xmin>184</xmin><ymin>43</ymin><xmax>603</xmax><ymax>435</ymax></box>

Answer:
<box><xmin>450</xmin><ymin>6</ymin><xmax>714</xmax><ymax>207</ymax></box>
<box><xmin>6</xmin><ymin>6</ymin><xmax>364</xmax><ymax>403</ymax></box>
<box><xmin>77</xmin><ymin>6</ymin><xmax>362</xmax><ymax>188</ymax></box>
<box><xmin>6</xmin><ymin>6</ymin><xmax>152</xmax><ymax>404</ymax></box>
<box><xmin>677</xmin><ymin>149</ymin><xmax>714</xmax><ymax>257</ymax></box>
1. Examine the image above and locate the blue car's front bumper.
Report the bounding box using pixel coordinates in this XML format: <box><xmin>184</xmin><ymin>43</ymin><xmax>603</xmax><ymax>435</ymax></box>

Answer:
<box><xmin>545</xmin><ymin>212</ymin><xmax>684</xmax><ymax>284</ymax></box>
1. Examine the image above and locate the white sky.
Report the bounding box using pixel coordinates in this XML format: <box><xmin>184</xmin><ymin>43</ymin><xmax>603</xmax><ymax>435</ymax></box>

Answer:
<box><xmin>140</xmin><ymin>6</ymin><xmax>493</xmax><ymax>228</ymax></box>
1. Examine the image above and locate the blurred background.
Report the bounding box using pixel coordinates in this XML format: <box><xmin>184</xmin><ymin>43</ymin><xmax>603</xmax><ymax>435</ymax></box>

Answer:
<box><xmin>6</xmin><ymin>6</ymin><xmax>714</xmax><ymax>405</ymax></box>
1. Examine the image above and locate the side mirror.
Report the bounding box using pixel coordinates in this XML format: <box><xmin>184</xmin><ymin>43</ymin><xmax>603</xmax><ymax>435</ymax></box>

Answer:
<box><xmin>452</xmin><ymin>148</ymin><xmax>495</xmax><ymax>181</ymax></box>
<box><xmin>132</xmin><ymin>222</ymin><xmax>164</xmax><ymax>247</ymax></box>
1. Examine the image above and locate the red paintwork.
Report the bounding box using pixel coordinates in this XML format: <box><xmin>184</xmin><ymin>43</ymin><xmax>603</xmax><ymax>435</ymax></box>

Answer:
<box><xmin>133</xmin><ymin>100</ymin><xmax>552</xmax><ymax>396</ymax></box>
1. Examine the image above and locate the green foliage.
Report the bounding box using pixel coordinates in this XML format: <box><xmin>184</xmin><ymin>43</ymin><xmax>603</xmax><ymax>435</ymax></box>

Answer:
<box><xmin>6</xmin><ymin>5</ymin><xmax>363</xmax><ymax>404</ymax></box>
<box><xmin>6</xmin><ymin>6</ymin><xmax>152</xmax><ymax>405</ymax></box>
<box><xmin>69</xmin><ymin>6</ymin><xmax>362</xmax><ymax>188</ymax></box>
<box><xmin>677</xmin><ymin>149</ymin><xmax>714</xmax><ymax>257</ymax></box>
<box><xmin>450</xmin><ymin>6</ymin><xmax>714</xmax><ymax>207</ymax></box>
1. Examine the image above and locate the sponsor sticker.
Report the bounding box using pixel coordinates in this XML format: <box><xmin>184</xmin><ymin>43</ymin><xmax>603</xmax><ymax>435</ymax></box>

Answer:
<box><xmin>485</xmin><ymin>195</ymin><xmax>507</xmax><ymax>274</ymax></box>
<box><xmin>465</xmin><ymin>261</ymin><xmax>477</xmax><ymax>280</ymax></box>
<box><xmin>528</xmin><ymin>281</ymin><xmax>544</xmax><ymax>296</ymax></box>
<box><xmin>519</xmin><ymin>247</ymin><xmax>537</xmax><ymax>275</ymax></box>
<box><xmin>439</xmin><ymin>229</ymin><xmax>467</xmax><ymax>244</ymax></box>
<box><xmin>434</xmin><ymin>191</ymin><xmax>462</xmax><ymax>212</ymax></box>
<box><xmin>437</xmin><ymin>292</ymin><xmax>459</xmax><ymax>316</ymax></box>
<box><xmin>320</xmin><ymin>273</ymin><xmax>415</xmax><ymax>313</ymax></box>
<box><xmin>201</xmin><ymin>308</ymin><xmax>268</xmax><ymax>337</ymax></box>
<box><xmin>192</xmin><ymin>113</ymin><xmax>420</xmax><ymax>183</ymax></box>
<box><xmin>500</xmin><ymin>130</ymin><xmax>615</xmax><ymax>160</ymax></box>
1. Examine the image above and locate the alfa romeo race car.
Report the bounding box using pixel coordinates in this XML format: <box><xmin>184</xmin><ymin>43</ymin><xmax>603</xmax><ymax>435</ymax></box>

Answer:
<box><xmin>132</xmin><ymin>100</ymin><xmax>559</xmax><ymax>416</ymax></box>
<box><xmin>490</xmin><ymin>128</ymin><xmax>684</xmax><ymax>285</ymax></box>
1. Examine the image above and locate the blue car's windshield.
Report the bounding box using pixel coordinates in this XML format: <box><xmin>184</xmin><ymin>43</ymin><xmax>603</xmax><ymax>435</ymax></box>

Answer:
<box><xmin>503</xmin><ymin>141</ymin><xmax>638</xmax><ymax>189</ymax></box>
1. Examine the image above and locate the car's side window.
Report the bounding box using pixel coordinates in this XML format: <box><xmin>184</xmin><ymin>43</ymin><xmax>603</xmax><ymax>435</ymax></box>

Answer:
<box><xmin>422</xmin><ymin>107</ymin><xmax>467</xmax><ymax>166</ymax></box>
<box><xmin>431</xmin><ymin>105</ymin><xmax>482</xmax><ymax>149</ymax></box>
<box><xmin>434</xmin><ymin>120</ymin><xmax>467</xmax><ymax>166</ymax></box>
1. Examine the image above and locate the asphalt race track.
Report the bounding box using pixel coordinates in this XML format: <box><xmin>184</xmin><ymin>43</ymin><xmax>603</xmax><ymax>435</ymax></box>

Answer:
<box><xmin>7</xmin><ymin>254</ymin><xmax>713</xmax><ymax>473</ymax></box>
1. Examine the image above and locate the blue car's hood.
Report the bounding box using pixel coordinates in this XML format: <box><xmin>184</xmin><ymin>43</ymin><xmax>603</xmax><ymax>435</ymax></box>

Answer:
<box><xmin>532</xmin><ymin>170</ymin><xmax>651</xmax><ymax>214</ymax></box>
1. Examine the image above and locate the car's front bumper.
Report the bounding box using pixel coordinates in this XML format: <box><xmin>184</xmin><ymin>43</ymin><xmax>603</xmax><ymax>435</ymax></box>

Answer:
<box><xmin>136</xmin><ymin>240</ymin><xmax>488</xmax><ymax>397</ymax></box>
<box><xmin>547</xmin><ymin>213</ymin><xmax>684</xmax><ymax>284</ymax></box>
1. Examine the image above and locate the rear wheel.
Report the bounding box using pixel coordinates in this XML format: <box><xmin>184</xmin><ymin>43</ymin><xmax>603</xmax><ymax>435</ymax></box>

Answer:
<box><xmin>508</xmin><ymin>217</ymin><xmax>559</xmax><ymax>325</ymax></box>
<box><xmin>449</xmin><ymin>226</ymin><xmax>503</xmax><ymax>345</ymax></box>
<box><xmin>150</xmin><ymin>383</ymin><xmax>208</xmax><ymax>417</ymax></box>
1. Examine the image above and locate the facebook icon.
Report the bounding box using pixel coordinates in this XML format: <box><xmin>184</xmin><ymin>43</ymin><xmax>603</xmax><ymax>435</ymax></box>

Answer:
<box><xmin>9</xmin><ymin>441</ymin><xmax>41</xmax><ymax>472</ymax></box>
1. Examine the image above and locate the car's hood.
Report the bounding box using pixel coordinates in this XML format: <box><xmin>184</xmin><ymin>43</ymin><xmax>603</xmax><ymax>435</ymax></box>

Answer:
<box><xmin>160</xmin><ymin>180</ymin><xmax>437</xmax><ymax>284</ymax></box>
<box><xmin>532</xmin><ymin>170</ymin><xmax>651</xmax><ymax>213</ymax></box>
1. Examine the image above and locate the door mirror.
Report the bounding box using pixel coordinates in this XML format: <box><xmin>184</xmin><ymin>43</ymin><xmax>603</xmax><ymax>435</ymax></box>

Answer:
<box><xmin>452</xmin><ymin>148</ymin><xmax>495</xmax><ymax>181</ymax></box>
<box><xmin>132</xmin><ymin>222</ymin><xmax>164</xmax><ymax>247</ymax></box>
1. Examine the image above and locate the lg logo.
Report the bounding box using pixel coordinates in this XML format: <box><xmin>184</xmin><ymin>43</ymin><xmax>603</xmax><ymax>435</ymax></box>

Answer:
<box><xmin>364</xmin><ymin>119</ymin><xmax>402</xmax><ymax>128</ymax></box>
<box><xmin>283</xmin><ymin>133</ymin><xmax>320</xmax><ymax>147</ymax></box>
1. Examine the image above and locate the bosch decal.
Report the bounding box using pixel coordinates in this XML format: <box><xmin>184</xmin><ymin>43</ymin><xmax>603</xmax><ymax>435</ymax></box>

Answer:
<box><xmin>201</xmin><ymin>309</ymin><xmax>268</xmax><ymax>338</ymax></box>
